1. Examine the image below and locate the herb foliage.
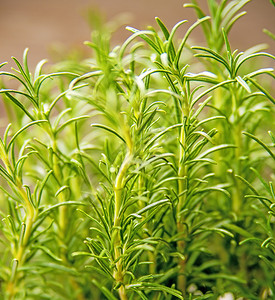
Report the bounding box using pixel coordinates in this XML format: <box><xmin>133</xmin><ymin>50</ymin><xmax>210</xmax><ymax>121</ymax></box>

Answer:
<box><xmin>0</xmin><ymin>0</ymin><xmax>274</xmax><ymax>299</ymax></box>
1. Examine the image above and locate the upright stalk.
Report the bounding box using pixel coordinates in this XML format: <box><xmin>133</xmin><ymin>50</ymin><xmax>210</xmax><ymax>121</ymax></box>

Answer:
<box><xmin>113</xmin><ymin>152</ymin><xmax>132</xmax><ymax>300</ymax></box>
<box><xmin>113</xmin><ymin>128</ymin><xmax>133</xmax><ymax>300</ymax></box>
<box><xmin>175</xmin><ymin>77</ymin><xmax>190</xmax><ymax>294</ymax></box>
<box><xmin>45</xmin><ymin>125</ymin><xmax>85</xmax><ymax>300</ymax></box>
<box><xmin>51</xmin><ymin>136</ymin><xmax>68</xmax><ymax>260</ymax></box>
<box><xmin>6</xmin><ymin>186</ymin><xmax>36</xmax><ymax>300</ymax></box>
<box><xmin>0</xmin><ymin>147</ymin><xmax>37</xmax><ymax>299</ymax></box>
<box><xmin>230</xmin><ymin>86</ymin><xmax>243</xmax><ymax>214</ymax></box>
<box><xmin>177</xmin><ymin>123</ymin><xmax>187</xmax><ymax>295</ymax></box>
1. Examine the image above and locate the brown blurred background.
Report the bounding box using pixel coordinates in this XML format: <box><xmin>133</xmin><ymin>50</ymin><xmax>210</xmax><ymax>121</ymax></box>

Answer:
<box><xmin>0</xmin><ymin>0</ymin><xmax>274</xmax><ymax>68</ymax></box>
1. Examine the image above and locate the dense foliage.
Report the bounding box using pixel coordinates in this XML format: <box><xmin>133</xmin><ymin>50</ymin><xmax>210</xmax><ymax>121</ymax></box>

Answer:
<box><xmin>0</xmin><ymin>0</ymin><xmax>274</xmax><ymax>299</ymax></box>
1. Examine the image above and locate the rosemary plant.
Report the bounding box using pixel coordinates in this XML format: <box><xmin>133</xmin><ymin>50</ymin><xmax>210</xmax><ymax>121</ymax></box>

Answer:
<box><xmin>0</xmin><ymin>0</ymin><xmax>274</xmax><ymax>299</ymax></box>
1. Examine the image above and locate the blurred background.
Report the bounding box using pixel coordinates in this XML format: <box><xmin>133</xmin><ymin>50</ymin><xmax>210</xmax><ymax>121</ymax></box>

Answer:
<box><xmin>0</xmin><ymin>0</ymin><xmax>274</xmax><ymax>68</ymax></box>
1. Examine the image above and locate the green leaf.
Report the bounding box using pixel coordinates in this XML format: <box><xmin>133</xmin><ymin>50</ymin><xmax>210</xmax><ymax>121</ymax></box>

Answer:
<box><xmin>199</xmin><ymin>273</ymin><xmax>246</xmax><ymax>284</ymax></box>
<box><xmin>264</xmin><ymin>28</ymin><xmax>275</xmax><ymax>41</ymax></box>
<box><xmin>184</xmin><ymin>3</ymin><xmax>207</xmax><ymax>20</ymax></box>
<box><xmin>0</xmin><ymin>88</ymin><xmax>36</xmax><ymax>106</ymax></box>
<box><xmin>126</xmin><ymin>27</ymin><xmax>161</xmax><ymax>54</ymax></box>
<box><xmin>23</xmin><ymin>48</ymin><xmax>31</xmax><ymax>81</ymax></box>
<box><xmin>127</xmin><ymin>282</ymin><xmax>184</xmax><ymax>299</ymax></box>
<box><xmin>221</xmin><ymin>0</ymin><xmax>250</xmax><ymax>29</ymax></box>
<box><xmin>37</xmin><ymin>262</ymin><xmax>78</xmax><ymax>275</ymax></box>
<box><xmin>191</xmin><ymin>79</ymin><xmax>234</xmax><ymax>108</ymax></box>
<box><xmin>132</xmin><ymin>289</ymin><xmax>149</xmax><ymax>300</ymax></box>
<box><xmin>34</xmin><ymin>245</ymin><xmax>62</xmax><ymax>262</ymax></box>
<box><xmin>235</xmin><ymin>174</ymin><xmax>259</xmax><ymax>195</ymax></box>
<box><xmin>92</xmin><ymin>279</ymin><xmax>117</xmax><ymax>300</ymax></box>
<box><xmin>193</xmin><ymin>186</ymin><xmax>230</xmax><ymax>199</ymax></box>
<box><xmin>222</xmin><ymin>27</ymin><xmax>232</xmax><ymax>58</ymax></box>
<box><xmin>55</xmin><ymin>186</ymin><xmax>70</xmax><ymax>198</ymax></box>
<box><xmin>259</xmin><ymin>255</ymin><xmax>275</xmax><ymax>272</ymax></box>
<box><xmin>0</xmin><ymin>71</ymin><xmax>32</xmax><ymax>92</ymax></box>
<box><xmin>236</xmin><ymin>52</ymin><xmax>275</xmax><ymax>75</ymax></box>
<box><xmin>261</xmin><ymin>237</ymin><xmax>274</xmax><ymax>248</ymax></box>
<box><xmin>175</xmin><ymin>16</ymin><xmax>210</xmax><ymax>68</ymax></box>
<box><xmin>196</xmin><ymin>116</ymin><xmax>226</xmax><ymax>127</ymax></box>
<box><xmin>68</xmin><ymin>70</ymin><xmax>102</xmax><ymax>89</ymax></box>
<box><xmin>0</xmin><ymin>164</ymin><xmax>15</xmax><ymax>184</ymax></box>
<box><xmin>23</xmin><ymin>184</ymin><xmax>36</xmax><ymax>208</ymax></box>
<box><xmin>92</xmin><ymin>123</ymin><xmax>126</xmax><ymax>144</ymax></box>
<box><xmin>244</xmin><ymin>195</ymin><xmax>271</xmax><ymax>209</ymax></box>
<box><xmin>0</xmin><ymin>91</ymin><xmax>34</xmax><ymax>120</ymax></box>
<box><xmin>34</xmin><ymin>59</ymin><xmax>47</xmax><ymax>80</ymax></box>
<box><xmin>197</xmin><ymin>144</ymin><xmax>236</xmax><ymax>159</ymax></box>
<box><xmin>34</xmin><ymin>72</ymin><xmax>80</xmax><ymax>95</ymax></box>
<box><xmin>10</xmin><ymin>259</ymin><xmax>18</xmax><ymax>282</ymax></box>
<box><xmin>0</xmin><ymin>62</ymin><xmax>8</xmax><ymax>68</ymax></box>
<box><xmin>244</xmin><ymin>68</ymin><xmax>274</xmax><ymax>79</ymax></box>
<box><xmin>77</xmin><ymin>208</ymin><xmax>110</xmax><ymax>239</ymax></box>
<box><xmin>192</xmin><ymin>46</ymin><xmax>230</xmax><ymax>73</ymax></box>
<box><xmin>243</xmin><ymin>132</ymin><xmax>275</xmax><ymax>160</ymax></box>
<box><xmin>7</xmin><ymin>120</ymin><xmax>47</xmax><ymax>151</ymax></box>
<box><xmin>223</xmin><ymin>223</ymin><xmax>253</xmax><ymax>238</ymax></box>
<box><xmin>250</xmin><ymin>167</ymin><xmax>271</xmax><ymax>194</ymax></box>
<box><xmin>37</xmin><ymin>170</ymin><xmax>53</xmax><ymax>206</ymax></box>
<box><xmin>144</xmin><ymin>123</ymin><xmax>182</xmax><ymax>151</ymax></box>
<box><xmin>3</xmin><ymin>123</ymin><xmax>12</xmax><ymax>147</ymax></box>
<box><xmin>18</xmin><ymin>222</ymin><xmax>26</xmax><ymax>249</ymax></box>
<box><xmin>39</xmin><ymin>201</ymin><xmax>86</xmax><ymax>217</ymax></box>
<box><xmin>235</xmin><ymin>76</ymin><xmax>251</xmax><ymax>93</ymax></box>
<box><xmin>155</xmin><ymin>17</ymin><xmax>170</xmax><ymax>40</ymax></box>
<box><xmin>119</xmin><ymin>29</ymin><xmax>155</xmax><ymax>59</ymax></box>
<box><xmin>14</xmin><ymin>152</ymin><xmax>35</xmax><ymax>178</ymax></box>
<box><xmin>167</xmin><ymin>20</ymin><xmax>188</xmax><ymax>61</ymax></box>
<box><xmin>55</xmin><ymin>115</ymin><xmax>90</xmax><ymax>134</ymax></box>
<box><xmin>226</xmin><ymin>11</ymin><xmax>247</xmax><ymax>35</ymax></box>
<box><xmin>191</xmin><ymin>131</ymin><xmax>216</xmax><ymax>144</ymax></box>
<box><xmin>12</xmin><ymin>54</ymin><xmax>34</xmax><ymax>95</ymax></box>
<box><xmin>246</xmin><ymin>77</ymin><xmax>275</xmax><ymax>105</ymax></box>
<box><xmin>134</xmin><ymin>199</ymin><xmax>170</xmax><ymax>216</ymax></box>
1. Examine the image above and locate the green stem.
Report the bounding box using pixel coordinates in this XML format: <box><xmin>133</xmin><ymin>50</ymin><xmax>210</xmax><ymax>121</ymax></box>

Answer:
<box><xmin>50</xmin><ymin>134</ymin><xmax>68</xmax><ymax>260</ymax></box>
<box><xmin>212</xmin><ymin>74</ymin><xmax>224</xmax><ymax>178</ymax></box>
<box><xmin>0</xmin><ymin>141</ymin><xmax>37</xmax><ymax>299</ymax></box>
<box><xmin>46</xmin><ymin>124</ymin><xmax>85</xmax><ymax>299</ymax></box>
<box><xmin>177</xmin><ymin>125</ymin><xmax>187</xmax><ymax>295</ymax></box>
<box><xmin>113</xmin><ymin>152</ymin><xmax>132</xmax><ymax>300</ymax></box>
<box><xmin>6</xmin><ymin>185</ymin><xmax>36</xmax><ymax>300</ymax></box>
<box><xmin>231</xmin><ymin>88</ymin><xmax>242</xmax><ymax>213</ymax></box>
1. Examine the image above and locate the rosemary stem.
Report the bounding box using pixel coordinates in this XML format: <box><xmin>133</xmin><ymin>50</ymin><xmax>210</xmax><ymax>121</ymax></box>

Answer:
<box><xmin>6</xmin><ymin>185</ymin><xmax>36</xmax><ymax>300</ymax></box>
<box><xmin>113</xmin><ymin>152</ymin><xmax>132</xmax><ymax>300</ymax></box>
<box><xmin>232</xmin><ymin>88</ymin><xmax>242</xmax><ymax>213</ymax></box>
<box><xmin>177</xmin><ymin>124</ymin><xmax>187</xmax><ymax>295</ymax></box>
